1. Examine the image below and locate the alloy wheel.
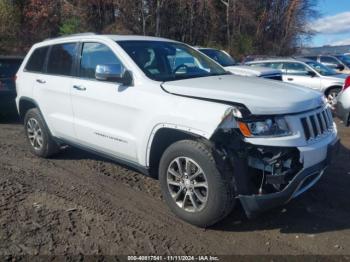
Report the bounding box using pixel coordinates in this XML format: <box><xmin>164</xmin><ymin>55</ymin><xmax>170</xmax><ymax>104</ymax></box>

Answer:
<box><xmin>27</xmin><ymin>118</ymin><xmax>44</xmax><ymax>150</ymax></box>
<box><xmin>327</xmin><ymin>90</ymin><xmax>339</xmax><ymax>109</ymax></box>
<box><xmin>167</xmin><ymin>157</ymin><xmax>208</xmax><ymax>212</ymax></box>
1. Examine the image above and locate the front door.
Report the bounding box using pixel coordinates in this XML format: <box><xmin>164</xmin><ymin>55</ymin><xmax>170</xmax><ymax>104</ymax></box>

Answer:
<box><xmin>281</xmin><ymin>62</ymin><xmax>321</xmax><ymax>90</ymax></box>
<box><xmin>71</xmin><ymin>42</ymin><xmax>139</xmax><ymax>163</ymax></box>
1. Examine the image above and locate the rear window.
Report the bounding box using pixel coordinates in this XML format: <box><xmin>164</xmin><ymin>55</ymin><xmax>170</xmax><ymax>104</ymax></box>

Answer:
<box><xmin>47</xmin><ymin>43</ymin><xmax>77</xmax><ymax>76</ymax></box>
<box><xmin>25</xmin><ymin>47</ymin><xmax>48</xmax><ymax>72</ymax></box>
<box><xmin>304</xmin><ymin>56</ymin><xmax>317</xmax><ymax>61</ymax></box>
<box><xmin>0</xmin><ymin>59</ymin><xmax>22</xmax><ymax>78</ymax></box>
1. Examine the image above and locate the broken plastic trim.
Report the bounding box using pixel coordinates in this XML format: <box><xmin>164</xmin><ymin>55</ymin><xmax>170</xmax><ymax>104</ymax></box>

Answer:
<box><xmin>239</xmin><ymin>160</ymin><xmax>328</xmax><ymax>218</ymax></box>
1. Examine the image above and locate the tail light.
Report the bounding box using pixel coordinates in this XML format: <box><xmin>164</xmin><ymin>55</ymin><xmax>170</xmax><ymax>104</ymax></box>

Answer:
<box><xmin>343</xmin><ymin>76</ymin><xmax>350</xmax><ymax>91</ymax></box>
<box><xmin>14</xmin><ymin>75</ymin><xmax>18</xmax><ymax>92</ymax></box>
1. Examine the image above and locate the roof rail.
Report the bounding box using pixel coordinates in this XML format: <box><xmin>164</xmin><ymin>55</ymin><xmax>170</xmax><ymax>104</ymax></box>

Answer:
<box><xmin>44</xmin><ymin>32</ymin><xmax>97</xmax><ymax>41</ymax></box>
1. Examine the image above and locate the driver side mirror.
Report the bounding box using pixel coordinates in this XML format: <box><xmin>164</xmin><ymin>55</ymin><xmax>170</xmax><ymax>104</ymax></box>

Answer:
<box><xmin>336</xmin><ymin>64</ymin><xmax>345</xmax><ymax>71</ymax></box>
<box><xmin>307</xmin><ymin>70</ymin><xmax>317</xmax><ymax>77</ymax></box>
<box><xmin>95</xmin><ymin>64</ymin><xmax>133</xmax><ymax>86</ymax></box>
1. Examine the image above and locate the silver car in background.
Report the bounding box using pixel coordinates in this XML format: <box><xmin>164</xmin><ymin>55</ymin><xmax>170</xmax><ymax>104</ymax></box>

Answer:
<box><xmin>302</xmin><ymin>55</ymin><xmax>350</xmax><ymax>74</ymax></box>
<box><xmin>246</xmin><ymin>58</ymin><xmax>348</xmax><ymax>103</ymax></box>
<box><xmin>197</xmin><ymin>48</ymin><xmax>283</xmax><ymax>81</ymax></box>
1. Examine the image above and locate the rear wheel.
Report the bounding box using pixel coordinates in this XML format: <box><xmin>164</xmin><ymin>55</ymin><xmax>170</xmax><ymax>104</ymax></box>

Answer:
<box><xmin>24</xmin><ymin>108</ymin><xmax>59</xmax><ymax>158</ymax></box>
<box><xmin>159</xmin><ymin>140</ymin><xmax>236</xmax><ymax>227</ymax></box>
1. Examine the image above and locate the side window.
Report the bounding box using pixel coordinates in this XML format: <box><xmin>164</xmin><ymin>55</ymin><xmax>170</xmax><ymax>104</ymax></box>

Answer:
<box><xmin>47</xmin><ymin>43</ymin><xmax>77</xmax><ymax>76</ymax></box>
<box><xmin>25</xmin><ymin>47</ymin><xmax>49</xmax><ymax>72</ymax></box>
<box><xmin>252</xmin><ymin>62</ymin><xmax>283</xmax><ymax>71</ymax></box>
<box><xmin>282</xmin><ymin>62</ymin><xmax>309</xmax><ymax>76</ymax></box>
<box><xmin>320</xmin><ymin>56</ymin><xmax>338</xmax><ymax>65</ymax></box>
<box><xmin>265</xmin><ymin>62</ymin><xmax>283</xmax><ymax>70</ymax></box>
<box><xmin>249</xmin><ymin>63</ymin><xmax>267</xmax><ymax>67</ymax></box>
<box><xmin>80</xmin><ymin>42</ymin><xmax>122</xmax><ymax>80</ymax></box>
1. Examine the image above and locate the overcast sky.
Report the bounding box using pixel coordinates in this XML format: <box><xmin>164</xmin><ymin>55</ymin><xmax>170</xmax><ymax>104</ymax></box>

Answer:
<box><xmin>309</xmin><ymin>0</ymin><xmax>350</xmax><ymax>47</ymax></box>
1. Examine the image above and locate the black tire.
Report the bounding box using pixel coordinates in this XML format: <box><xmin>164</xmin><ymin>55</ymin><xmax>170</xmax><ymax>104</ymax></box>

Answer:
<box><xmin>326</xmin><ymin>87</ymin><xmax>341</xmax><ymax>101</ymax></box>
<box><xmin>159</xmin><ymin>139</ymin><xmax>236</xmax><ymax>227</ymax></box>
<box><xmin>24</xmin><ymin>108</ymin><xmax>59</xmax><ymax>158</ymax></box>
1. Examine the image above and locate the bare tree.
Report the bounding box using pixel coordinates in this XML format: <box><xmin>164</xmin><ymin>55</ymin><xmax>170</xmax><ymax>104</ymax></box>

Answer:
<box><xmin>220</xmin><ymin>0</ymin><xmax>230</xmax><ymax>48</ymax></box>
<box><xmin>0</xmin><ymin>0</ymin><xmax>319</xmax><ymax>57</ymax></box>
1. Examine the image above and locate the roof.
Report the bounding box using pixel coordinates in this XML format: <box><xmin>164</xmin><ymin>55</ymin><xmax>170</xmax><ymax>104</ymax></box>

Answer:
<box><xmin>226</xmin><ymin>65</ymin><xmax>281</xmax><ymax>76</ymax></box>
<box><xmin>195</xmin><ymin>47</ymin><xmax>215</xmax><ymax>50</ymax></box>
<box><xmin>42</xmin><ymin>33</ymin><xmax>176</xmax><ymax>44</ymax></box>
<box><xmin>247</xmin><ymin>57</ymin><xmax>314</xmax><ymax>64</ymax></box>
<box><xmin>107</xmin><ymin>35</ymin><xmax>177</xmax><ymax>42</ymax></box>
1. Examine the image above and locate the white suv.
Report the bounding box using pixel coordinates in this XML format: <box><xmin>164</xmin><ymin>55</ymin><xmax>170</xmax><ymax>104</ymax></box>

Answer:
<box><xmin>16</xmin><ymin>34</ymin><xmax>339</xmax><ymax>227</ymax></box>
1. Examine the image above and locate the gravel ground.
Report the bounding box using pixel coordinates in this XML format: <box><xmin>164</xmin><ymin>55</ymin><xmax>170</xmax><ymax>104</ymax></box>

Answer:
<box><xmin>0</xmin><ymin>114</ymin><xmax>350</xmax><ymax>256</ymax></box>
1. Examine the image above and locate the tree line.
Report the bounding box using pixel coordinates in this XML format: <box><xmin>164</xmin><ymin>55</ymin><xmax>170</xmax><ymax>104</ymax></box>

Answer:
<box><xmin>0</xmin><ymin>0</ymin><xmax>318</xmax><ymax>58</ymax></box>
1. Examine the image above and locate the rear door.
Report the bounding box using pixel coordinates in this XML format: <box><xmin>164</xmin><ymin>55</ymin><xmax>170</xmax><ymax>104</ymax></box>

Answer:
<box><xmin>32</xmin><ymin>43</ymin><xmax>78</xmax><ymax>139</ymax></box>
<box><xmin>281</xmin><ymin>62</ymin><xmax>321</xmax><ymax>90</ymax></box>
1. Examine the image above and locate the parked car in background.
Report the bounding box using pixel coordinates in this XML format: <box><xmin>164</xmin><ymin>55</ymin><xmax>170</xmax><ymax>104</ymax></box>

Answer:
<box><xmin>197</xmin><ymin>48</ymin><xmax>282</xmax><ymax>81</ymax></box>
<box><xmin>16</xmin><ymin>34</ymin><xmax>338</xmax><ymax>227</ymax></box>
<box><xmin>302</xmin><ymin>55</ymin><xmax>350</xmax><ymax>74</ymax></box>
<box><xmin>336</xmin><ymin>76</ymin><xmax>350</xmax><ymax>125</ymax></box>
<box><xmin>241</xmin><ymin>55</ymin><xmax>271</xmax><ymax>64</ymax></box>
<box><xmin>0</xmin><ymin>56</ymin><xmax>23</xmax><ymax>112</ymax></box>
<box><xmin>246</xmin><ymin>57</ymin><xmax>347</xmax><ymax>103</ymax></box>
<box><xmin>195</xmin><ymin>47</ymin><xmax>237</xmax><ymax>66</ymax></box>
<box><xmin>335</xmin><ymin>55</ymin><xmax>350</xmax><ymax>71</ymax></box>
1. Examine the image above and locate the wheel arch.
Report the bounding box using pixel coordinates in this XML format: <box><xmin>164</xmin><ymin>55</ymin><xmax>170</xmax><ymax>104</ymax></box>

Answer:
<box><xmin>18</xmin><ymin>97</ymin><xmax>53</xmax><ymax>137</ymax></box>
<box><xmin>324</xmin><ymin>85</ymin><xmax>342</xmax><ymax>96</ymax></box>
<box><xmin>146</xmin><ymin>126</ymin><xmax>209</xmax><ymax>178</ymax></box>
<box><xmin>18</xmin><ymin>97</ymin><xmax>39</xmax><ymax>119</ymax></box>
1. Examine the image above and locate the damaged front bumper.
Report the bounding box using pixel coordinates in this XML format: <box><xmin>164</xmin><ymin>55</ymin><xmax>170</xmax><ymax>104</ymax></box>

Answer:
<box><xmin>238</xmin><ymin>137</ymin><xmax>340</xmax><ymax>218</ymax></box>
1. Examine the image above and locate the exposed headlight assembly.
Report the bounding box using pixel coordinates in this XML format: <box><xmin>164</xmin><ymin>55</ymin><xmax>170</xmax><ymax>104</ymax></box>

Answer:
<box><xmin>219</xmin><ymin>106</ymin><xmax>243</xmax><ymax>131</ymax></box>
<box><xmin>238</xmin><ymin>117</ymin><xmax>292</xmax><ymax>137</ymax></box>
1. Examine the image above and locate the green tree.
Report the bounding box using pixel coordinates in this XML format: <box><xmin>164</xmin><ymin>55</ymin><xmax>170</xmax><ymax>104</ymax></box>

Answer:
<box><xmin>0</xmin><ymin>0</ymin><xmax>21</xmax><ymax>53</ymax></box>
<box><xmin>59</xmin><ymin>17</ymin><xmax>81</xmax><ymax>35</ymax></box>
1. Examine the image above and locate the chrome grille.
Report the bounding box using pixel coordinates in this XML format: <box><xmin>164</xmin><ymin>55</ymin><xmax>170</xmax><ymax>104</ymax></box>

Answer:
<box><xmin>300</xmin><ymin>107</ymin><xmax>333</xmax><ymax>141</ymax></box>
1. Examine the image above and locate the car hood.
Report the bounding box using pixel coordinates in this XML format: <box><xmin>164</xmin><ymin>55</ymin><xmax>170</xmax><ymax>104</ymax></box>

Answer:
<box><xmin>225</xmin><ymin>65</ymin><xmax>281</xmax><ymax>77</ymax></box>
<box><xmin>162</xmin><ymin>75</ymin><xmax>324</xmax><ymax>115</ymax></box>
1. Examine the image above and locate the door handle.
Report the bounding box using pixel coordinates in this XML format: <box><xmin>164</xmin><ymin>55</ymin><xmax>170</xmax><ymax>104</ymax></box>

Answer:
<box><xmin>287</xmin><ymin>78</ymin><xmax>294</xmax><ymax>81</ymax></box>
<box><xmin>73</xmin><ymin>85</ymin><xmax>87</xmax><ymax>91</ymax></box>
<box><xmin>36</xmin><ymin>79</ymin><xmax>46</xmax><ymax>84</ymax></box>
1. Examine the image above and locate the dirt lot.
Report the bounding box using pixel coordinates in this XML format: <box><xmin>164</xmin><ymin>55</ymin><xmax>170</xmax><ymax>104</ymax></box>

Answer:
<box><xmin>0</xmin><ymin>114</ymin><xmax>350</xmax><ymax>256</ymax></box>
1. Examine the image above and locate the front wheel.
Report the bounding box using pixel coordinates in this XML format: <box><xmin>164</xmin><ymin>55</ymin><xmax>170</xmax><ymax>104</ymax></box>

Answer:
<box><xmin>326</xmin><ymin>87</ymin><xmax>341</xmax><ymax>108</ymax></box>
<box><xmin>159</xmin><ymin>140</ymin><xmax>236</xmax><ymax>227</ymax></box>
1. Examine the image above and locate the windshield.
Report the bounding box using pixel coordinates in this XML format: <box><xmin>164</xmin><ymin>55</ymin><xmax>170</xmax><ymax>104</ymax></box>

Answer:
<box><xmin>336</xmin><ymin>55</ymin><xmax>350</xmax><ymax>67</ymax></box>
<box><xmin>199</xmin><ymin>49</ymin><xmax>236</xmax><ymax>67</ymax></box>
<box><xmin>117</xmin><ymin>41</ymin><xmax>228</xmax><ymax>82</ymax></box>
<box><xmin>304</xmin><ymin>60</ymin><xmax>337</xmax><ymax>76</ymax></box>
